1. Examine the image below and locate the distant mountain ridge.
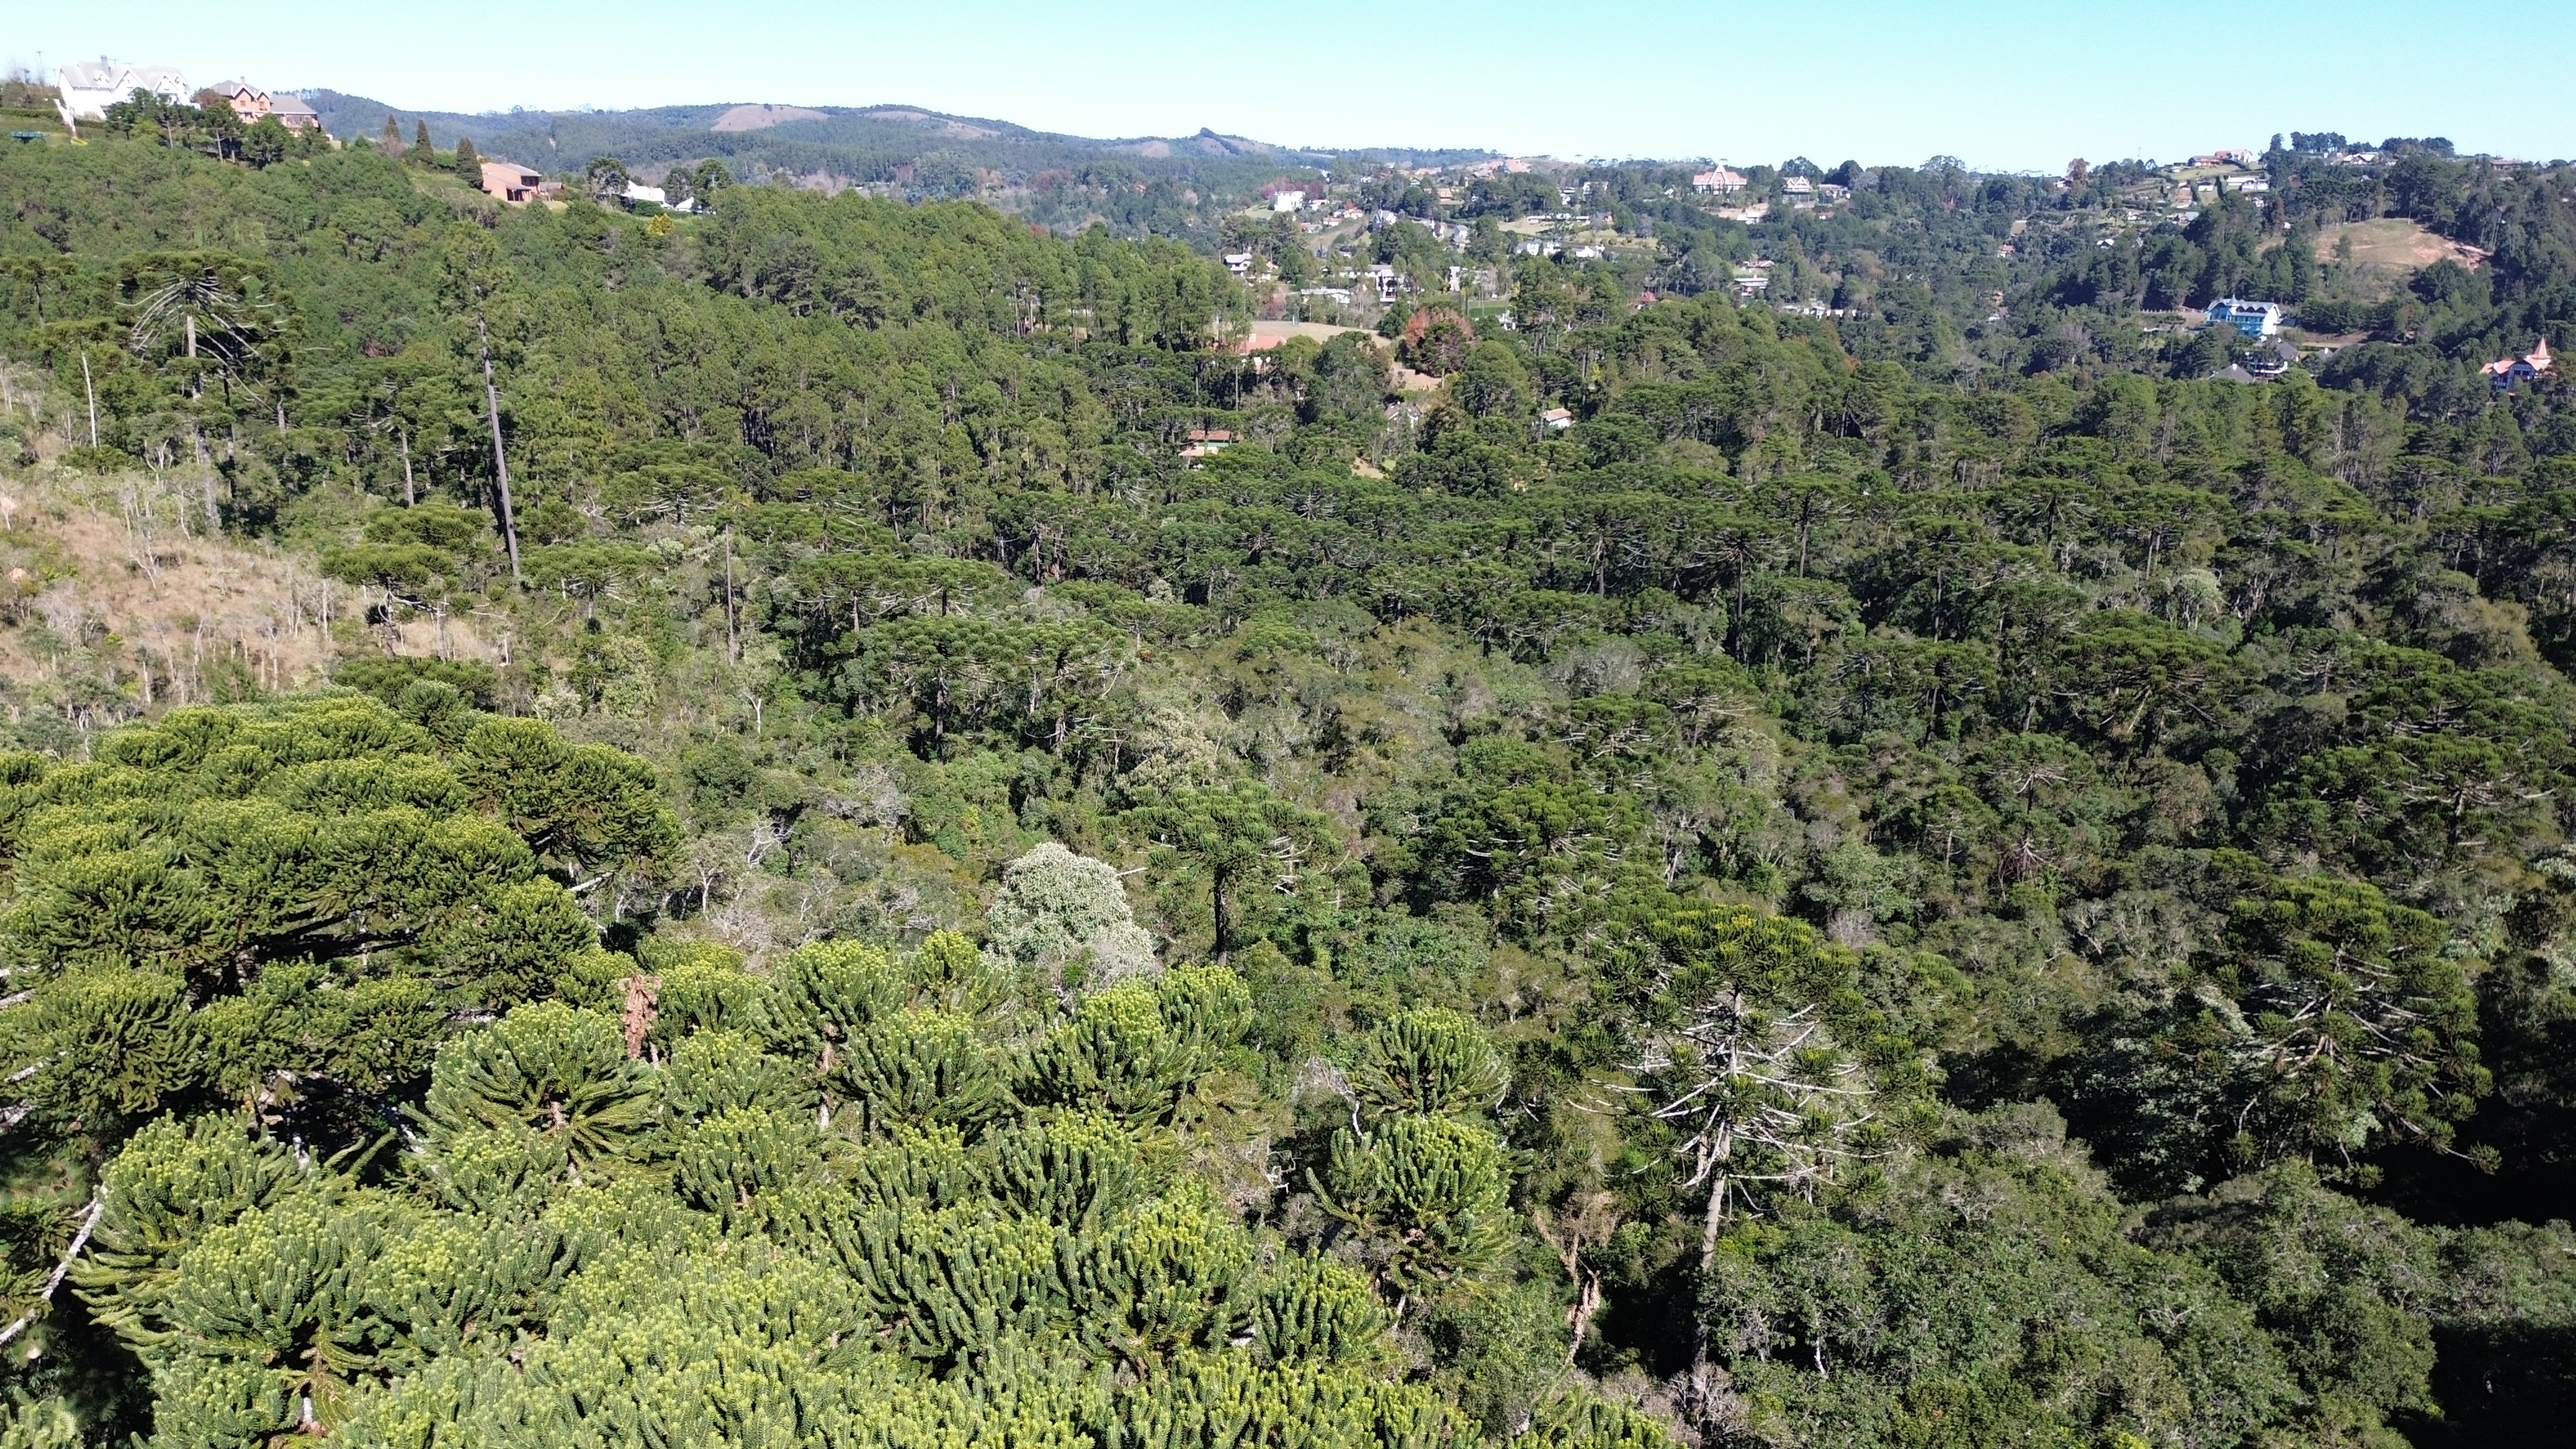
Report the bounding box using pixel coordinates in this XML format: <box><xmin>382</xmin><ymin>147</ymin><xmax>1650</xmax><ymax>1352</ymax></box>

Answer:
<box><xmin>301</xmin><ymin>91</ymin><xmax>1484</xmax><ymax>176</ymax></box>
<box><xmin>296</xmin><ymin>91</ymin><xmax>1492</xmax><ymax>243</ymax></box>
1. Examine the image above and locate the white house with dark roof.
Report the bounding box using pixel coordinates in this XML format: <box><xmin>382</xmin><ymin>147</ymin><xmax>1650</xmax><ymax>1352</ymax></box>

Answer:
<box><xmin>56</xmin><ymin>59</ymin><xmax>188</xmax><ymax>127</ymax></box>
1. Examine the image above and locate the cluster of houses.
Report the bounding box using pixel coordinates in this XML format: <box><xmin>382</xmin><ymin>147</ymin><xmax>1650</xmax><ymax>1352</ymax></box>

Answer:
<box><xmin>53</xmin><ymin>59</ymin><xmax>319</xmax><ymax>135</ymax></box>
<box><xmin>50</xmin><ymin>62</ymin><xmax>707</xmax><ymax>215</ymax></box>
<box><xmin>1686</xmin><ymin>166</ymin><xmax>1846</xmax><ymax>214</ymax></box>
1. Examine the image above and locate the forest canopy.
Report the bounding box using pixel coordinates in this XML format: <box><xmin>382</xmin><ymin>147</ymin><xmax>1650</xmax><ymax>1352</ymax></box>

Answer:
<box><xmin>0</xmin><ymin>116</ymin><xmax>2570</xmax><ymax>1449</ymax></box>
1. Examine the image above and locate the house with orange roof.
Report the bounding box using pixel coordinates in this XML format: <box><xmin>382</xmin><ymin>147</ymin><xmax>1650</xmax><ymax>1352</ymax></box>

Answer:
<box><xmin>2483</xmin><ymin>338</ymin><xmax>2553</xmax><ymax>391</ymax></box>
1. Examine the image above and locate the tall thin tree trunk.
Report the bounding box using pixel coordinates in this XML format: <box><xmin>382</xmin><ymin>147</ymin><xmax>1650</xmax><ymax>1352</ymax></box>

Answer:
<box><xmin>1211</xmin><ymin>870</ymin><xmax>1231</xmax><ymax>964</ymax></box>
<box><xmin>191</xmin><ymin>424</ymin><xmax>218</xmax><ymax>534</ymax></box>
<box><xmin>476</xmin><ymin>315</ymin><xmax>524</xmax><ymax>585</ymax></box>
<box><xmin>1690</xmin><ymin>1139</ymin><xmax>1733</xmax><ymax>1405</ymax></box>
<box><xmin>723</xmin><ymin>526</ymin><xmax>739</xmax><ymax>663</ymax></box>
<box><xmin>82</xmin><ymin>353</ymin><xmax>98</xmax><ymax>448</ymax></box>
<box><xmin>399</xmin><ymin>429</ymin><xmax>415</xmax><ymax>506</ymax></box>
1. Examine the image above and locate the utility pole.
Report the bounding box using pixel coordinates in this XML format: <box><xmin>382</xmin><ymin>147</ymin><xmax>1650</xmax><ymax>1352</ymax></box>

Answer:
<box><xmin>474</xmin><ymin>313</ymin><xmax>522</xmax><ymax>585</ymax></box>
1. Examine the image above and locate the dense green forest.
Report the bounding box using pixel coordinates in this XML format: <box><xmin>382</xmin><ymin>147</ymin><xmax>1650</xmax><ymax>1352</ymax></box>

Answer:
<box><xmin>0</xmin><ymin>119</ymin><xmax>2573</xmax><ymax>1449</ymax></box>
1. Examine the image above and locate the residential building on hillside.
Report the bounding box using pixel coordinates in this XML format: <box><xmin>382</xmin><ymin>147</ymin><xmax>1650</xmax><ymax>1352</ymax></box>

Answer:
<box><xmin>479</xmin><ymin>160</ymin><xmax>549</xmax><ymax>204</ymax></box>
<box><xmin>268</xmin><ymin>93</ymin><xmax>321</xmax><ymax>131</ymax></box>
<box><xmin>2192</xmin><ymin>149</ymin><xmax>2254</xmax><ymax>167</ymax></box>
<box><xmin>1271</xmin><ymin>191</ymin><xmax>1306</xmax><ymax>213</ymax></box>
<box><xmin>2207</xmin><ymin>298</ymin><xmax>2284</xmax><ymax>337</ymax></box>
<box><xmin>2482</xmin><ymin>338</ymin><xmax>2553</xmax><ymax>390</ymax></box>
<box><xmin>56</xmin><ymin>59</ymin><xmax>187</xmax><ymax>125</ymax></box>
<box><xmin>196</xmin><ymin>80</ymin><xmax>323</xmax><ymax>133</ymax></box>
<box><xmin>204</xmin><ymin>79</ymin><xmax>269</xmax><ymax>121</ymax></box>
<box><xmin>1692</xmin><ymin>167</ymin><xmax>1747</xmax><ymax>194</ymax></box>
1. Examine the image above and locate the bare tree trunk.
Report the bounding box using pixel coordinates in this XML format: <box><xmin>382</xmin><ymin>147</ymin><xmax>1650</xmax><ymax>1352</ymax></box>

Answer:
<box><xmin>1211</xmin><ymin>871</ymin><xmax>1231</xmax><ymax>964</ymax></box>
<box><xmin>191</xmin><ymin>424</ymin><xmax>218</xmax><ymax>534</ymax></box>
<box><xmin>723</xmin><ymin>526</ymin><xmax>738</xmax><ymax>663</ymax></box>
<box><xmin>1567</xmin><ymin>1269</ymin><xmax>1602</xmax><ymax>1363</ymax></box>
<box><xmin>82</xmin><ymin>353</ymin><xmax>98</xmax><ymax>448</ymax></box>
<box><xmin>1689</xmin><ymin>1151</ymin><xmax>1732</xmax><ymax>1407</ymax></box>
<box><xmin>476</xmin><ymin>315</ymin><xmax>523</xmax><ymax>585</ymax></box>
<box><xmin>399</xmin><ymin>429</ymin><xmax>415</xmax><ymax>506</ymax></box>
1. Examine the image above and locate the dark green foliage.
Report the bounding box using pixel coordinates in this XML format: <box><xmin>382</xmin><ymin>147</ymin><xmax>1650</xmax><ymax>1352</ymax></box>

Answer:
<box><xmin>0</xmin><ymin>698</ymin><xmax>672</xmax><ymax>1159</ymax></box>
<box><xmin>10</xmin><ymin>120</ymin><xmax>2576</xmax><ymax>1449</ymax></box>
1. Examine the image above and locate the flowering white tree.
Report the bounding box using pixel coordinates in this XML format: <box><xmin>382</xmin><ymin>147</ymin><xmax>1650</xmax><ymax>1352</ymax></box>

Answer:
<box><xmin>983</xmin><ymin>842</ymin><xmax>1158</xmax><ymax>992</ymax></box>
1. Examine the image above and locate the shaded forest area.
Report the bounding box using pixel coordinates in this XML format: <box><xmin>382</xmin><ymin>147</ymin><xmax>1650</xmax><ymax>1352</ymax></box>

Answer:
<box><xmin>0</xmin><ymin>127</ymin><xmax>2572</xmax><ymax>1449</ymax></box>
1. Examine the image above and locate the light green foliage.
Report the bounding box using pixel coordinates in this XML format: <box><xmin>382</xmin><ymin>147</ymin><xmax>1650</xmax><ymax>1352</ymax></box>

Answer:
<box><xmin>75</xmin><ymin>1115</ymin><xmax>308</xmax><ymax>1342</ymax></box>
<box><xmin>1522</xmin><ymin>1394</ymin><xmax>1680</xmax><ymax>1449</ymax></box>
<box><xmin>0</xmin><ymin>1398</ymin><xmax>80</xmax><ymax>1449</ymax></box>
<box><xmin>1318</xmin><ymin>1113</ymin><xmax>1514</xmax><ymax>1296</ymax></box>
<box><xmin>762</xmin><ymin>939</ymin><xmax>906</xmax><ymax>1055</ymax></box>
<box><xmin>1350</xmin><ymin>1009</ymin><xmax>1507</xmax><ymax>1120</ymax></box>
<box><xmin>985</xmin><ymin>841</ymin><xmax>1160</xmax><ymax>992</ymax></box>
<box><xmin>415</xmin><ymin>1004</ymin><xmax>656</xmax><ymax>1189</ymax></box>
<box><xmin>63</xmin><ymin>942</ymin><xmax>1415</xmax><ymax>1449</ymax></box>
<box><xmin>1253</xmin><ymin>1253</ymin><xmax>1393</xmax><ymax>1367</ymax></box>
<box><xmin>978</xmin><ymin>1112</ymin><xmax>1151</xmax><ymax>1224</ymax></box>
<box><xmin>835</xmin><ymin>1007</ymin><xmax>1009</xmax><ymax>1131</ymax></box>
<box><xmin>1423</xmin><ymin>1282</ymin><xmax>1574</xmax><ymax>1438</ymax></box>
<box><xmin>1022</xmin><ymin>967</ymin><xmax>1251</xmax><ymax>1125</ymax></box>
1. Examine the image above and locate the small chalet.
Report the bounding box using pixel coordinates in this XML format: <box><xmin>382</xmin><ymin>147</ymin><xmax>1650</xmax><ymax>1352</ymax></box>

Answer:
<box><xmin>1179</xmin><ymin>428</ymin><xmax>1235</xmax><ymax>460</ymax></box>
<box><xmin>479</xmin><ymin>160</ymin><xmax>549</xmax><ymax>204</ymax></box>
<box><xmin>1539</xmin><ymin>408</ymin><xmax>1575</xmax><ymax>431</ymax></box>
<box><xmin>2482</xmin><ymin>338</ymin><xmax>2553</xmax><ymax>391</ymax></box>
<box><xmin>1691</xmin><ymin>167</ymin><xmax>1747</xmax><ymax>194</ymax></box>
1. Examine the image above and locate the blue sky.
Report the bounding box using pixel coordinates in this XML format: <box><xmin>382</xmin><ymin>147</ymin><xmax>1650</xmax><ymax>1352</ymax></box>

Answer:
<box><xmin>15</xmin><ymin>1</ymin><xmax>2574</xmax><ymax>172</ymax></box>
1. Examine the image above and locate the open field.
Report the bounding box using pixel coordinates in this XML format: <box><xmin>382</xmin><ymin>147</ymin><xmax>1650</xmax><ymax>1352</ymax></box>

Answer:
<box><xmin>2315</xmin><ymin>217</ymin><xmax>2488</xmax><ymax>274</ymax></box>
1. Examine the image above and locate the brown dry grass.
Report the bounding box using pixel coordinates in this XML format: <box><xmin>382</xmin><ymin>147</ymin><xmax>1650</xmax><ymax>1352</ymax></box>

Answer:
<box><xmin>2314</xmin><ymin>218</ymin><xmax>2488</xmax><ymax>276</ymax></box>
<box><xmin>0</xmin><ymin>469</ymin><xmax>497</xmax><ymax>707</ymax></box>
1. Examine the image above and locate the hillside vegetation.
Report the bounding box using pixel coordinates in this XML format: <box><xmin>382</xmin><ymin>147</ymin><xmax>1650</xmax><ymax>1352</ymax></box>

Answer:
<box><xmin>0</xmin><ymin>123</ymin><xmax>2572</xmax><ymax>1449</ymax></box>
